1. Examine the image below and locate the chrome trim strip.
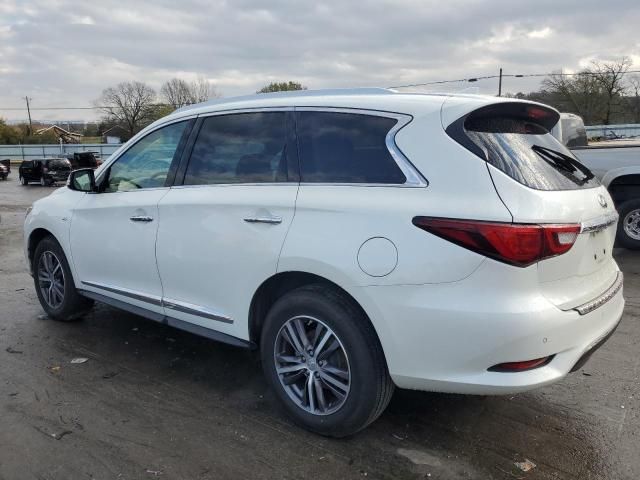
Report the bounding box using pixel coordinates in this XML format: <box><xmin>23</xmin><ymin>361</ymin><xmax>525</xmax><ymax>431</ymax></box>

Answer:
<box><xmin>243</xmin><ymin>216</ymin><xmax>282</xmax><ymax>224</ymax></box>
<box><xmin>81</xmin><ymin>281</ymin><xmax>163</xmax><ymax>306</ymax></box>
<box><xmin>294</xmin><ymin>107</ymin><xmax>428</xmax><ymax>187</ymax></box>
<box><xmin>581</xmin><ymin>212</ymin><xmax>619</xmax><ymax>234</ymax></box>
<box><xmin>162</xmin><ymin>298</ymin><xmax>233</xmax><ymax>324</ymax></box>
<box><xmin>573</xmin><ymin>272</ymin><xmax>623</xmax><ymax>315</ymax></box>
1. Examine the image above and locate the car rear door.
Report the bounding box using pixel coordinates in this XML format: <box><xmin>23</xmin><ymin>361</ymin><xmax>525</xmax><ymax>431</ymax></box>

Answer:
<box><xmin>69</xmin><ymin>120</ymin><xmax>193</xmax><ymax>315</ymax></box>
<box><xmin>155</xmin><ymin>110</ymin><xmax>299</xmax><ymax>340</ymax></box>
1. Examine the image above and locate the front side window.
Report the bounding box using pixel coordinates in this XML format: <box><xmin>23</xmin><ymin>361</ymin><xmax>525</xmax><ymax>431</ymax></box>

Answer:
<box><xmin>184</xmin><ymin>112</ymin><xmax>288</xmax><ymax>185</ymax></box>
<box><xmin>103</xmin><ymin>121</ymin><xmax>188</xmax><ymax>192</ymax></box>
<box><xmin>296</xmin><ymin>111</ymin><xmax>406</xmax><ymax>184</ymax></box>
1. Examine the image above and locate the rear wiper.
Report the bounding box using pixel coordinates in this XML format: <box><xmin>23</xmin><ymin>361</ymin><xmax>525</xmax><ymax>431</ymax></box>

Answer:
<box><xmin>532</xmin><ymin>145</ymin><xmax>595</xmax><ymax>184</ymax></box>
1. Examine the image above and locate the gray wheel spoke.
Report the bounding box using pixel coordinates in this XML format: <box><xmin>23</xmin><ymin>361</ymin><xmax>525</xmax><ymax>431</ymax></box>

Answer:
<box><xmin>277</xmin><ymin>363</ymin><xmax>306</xmax><ymax>375</ymax></box>
<box><xmin>37</xmin><ymin>250</ymin><xmax>65</xmax><ymax>309</ymax></box>
<box><xmin>319</xmin><ymin>370</ymin><xmax>349</xmax><ymax>393</ymax></box>
<box><xmin>293</xmin><ymin>318</ymin><xmax>311</xmax><ymax>350</ymax></box>
<box><xmin>276</xmin><ymin>354</ymin><xmax>301</xmax><ymax>364</ymax></box>
<box><xmin>315</xmin><ymin>329</ymin><xmax>333</xmax><ymax>356</ymax></box>
<box><xmin>317</xmin><ymin>338</ymin><xmax>340</xmax><ymax>361</ymax></box>
<box><xmin>321</xmin><ymin>364</ymin><xmax>349</xmax><ymax>380</ymax></box>
<box><xmin>313</xmin><ymin>375</ymin><xmax>327</xmax><ymax>412</ymax></box>
<box><xmin>284</xmin><ymin>323</ymin><xmax>305</xmax><ymax>355</ymax></box>
<box><xmin>306</xmin><ymin>372</ymin><xmax>316</xmax><ymax>412</ymax></box>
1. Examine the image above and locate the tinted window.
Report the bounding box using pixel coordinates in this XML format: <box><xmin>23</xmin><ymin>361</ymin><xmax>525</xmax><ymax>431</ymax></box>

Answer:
<box><xmin>296</xmin><ymin>112</ymin><xmax>405</xmax><ymax>184</ymax></box>
<box><xmin>104</xmin><ymin>121</ymin><xmax>188</xmax><ymax>192</ymax></box>
<box><xmin>184</xmin><ymin>112</ymin><xmax>288</xmax><ymax>185</ymax></box>
<box><xmin>464</xmin><ymin>116</ymin><xmax>599</xmax><ymax>191</ymax></box>
<box><xmin>48</xmin><ymin>159</ymin><xmax>71</xmax><ymax>169</ymax></box>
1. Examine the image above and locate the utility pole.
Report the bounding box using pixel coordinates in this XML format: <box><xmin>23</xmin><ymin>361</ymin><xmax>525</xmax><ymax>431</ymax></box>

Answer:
<box><xmin>498</xmin><ymin>68</ymin><xmax>503</xmax><ymax>97</ymax></box>
<box><xmin>25</xmin><ymin>96</ymin><xmax>33</xmax><ymax>136</ymax></box>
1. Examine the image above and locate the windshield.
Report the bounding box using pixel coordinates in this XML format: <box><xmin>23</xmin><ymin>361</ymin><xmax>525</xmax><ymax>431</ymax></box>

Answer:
<box><xmin>464</xmin><ymin>116</ymin><xmax>599</xmax><ymax>191</ymax></box>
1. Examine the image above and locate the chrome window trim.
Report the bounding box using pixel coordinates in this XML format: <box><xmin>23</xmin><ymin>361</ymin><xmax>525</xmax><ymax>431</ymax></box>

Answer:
<box><xmin>293</xmin><ymin>106</ymin><xmax>428</xmax><ymax>187</ymax></box>
<box><xmin>580</xmin><ymin>212</ymin><xmax>619</xmax><ymax>234</ymax></box>
<box><xmin>81</xmin><ymin>281</ymin><xmax>163</xmax><ymax>306</ymax></box>
<box><xmin>162</xmin><ymin>297</ymin><xmax>233</xmax><ymax>324</ymax></box>
<box><xmin>573</xmin><ymin>272</ymin><xmax>623</xmax><ymax>315</ymax></box>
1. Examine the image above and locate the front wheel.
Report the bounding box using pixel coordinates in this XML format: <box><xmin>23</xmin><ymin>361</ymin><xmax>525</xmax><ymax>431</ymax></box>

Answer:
<box><xmin>617</xmin><ymin>199</ymin><xmax>640</xmax><ymax>250</ymax></box>
<box><xmin>20</xmin><ymin>176</ymin><xmax>27</xmax><ymax>186</ymax></box>
<box><xmin>260</xmin><ymin>284</ymin><xmax>394</xmax><ymax>437</ymax></box>
<box><xmin>40</xmin><ymin>176</ymin><xmax>48</xmax><ymax>186</ymax></box>
<box><xmin>33</xmin><ymin>236</ymin><xmax>93</xmax><ymax>321</ymax></box>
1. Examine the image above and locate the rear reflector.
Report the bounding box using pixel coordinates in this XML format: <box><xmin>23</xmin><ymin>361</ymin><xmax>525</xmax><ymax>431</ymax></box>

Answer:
<box><xmin>489</xmin><ymin>356</ymin><xmax>554</xmax><ymax>372</ymax></box>
<box><xmin>412</xmin><ymin>217</ymin><xmax>580</xmax><ymax>267</ymax></box>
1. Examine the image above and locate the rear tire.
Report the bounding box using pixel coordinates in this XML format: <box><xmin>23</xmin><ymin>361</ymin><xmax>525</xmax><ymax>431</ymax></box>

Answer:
<box><xmin>33</xmin><ymin>236</ymin><xmax>93</xmax><ymax>321</ymax></box>
<box><xmin>40</xmin><ymin>176</ymin><xmax>48</xmax><ymax>186</ymax></box>
<box><xmin>617</xmin><ymin>199</ymin><xmax>640</xmax><ymax>250</ymax></box>
<box><xmin>260</xmin><ymin>284</ymin><xmax>394</xmax><ymax>437</ymax></box>
<box><xmin>20</xmin><ymin>176</ymin><xmax>27</xmax><ymax>186</ymax></box>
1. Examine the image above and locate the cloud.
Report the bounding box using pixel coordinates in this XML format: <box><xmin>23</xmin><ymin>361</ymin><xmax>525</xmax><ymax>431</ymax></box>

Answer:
<box><xmin>0</xmin><ymin>0</ymin><xmax>639</xmax><ymax>121</ymax></box>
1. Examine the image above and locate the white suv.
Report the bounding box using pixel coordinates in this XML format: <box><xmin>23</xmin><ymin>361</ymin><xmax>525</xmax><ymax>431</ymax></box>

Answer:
<box><xmin>24</xmin><ymin>89</ymin><xmax>624</xmax><ymax>436</ymax></box>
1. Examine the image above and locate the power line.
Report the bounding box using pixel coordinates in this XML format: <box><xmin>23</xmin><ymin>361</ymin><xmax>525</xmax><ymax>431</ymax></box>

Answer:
<box><xmin>388</xmin><ymin>69</ymin><xmax>640</xmax><ymax>89</ymax></box>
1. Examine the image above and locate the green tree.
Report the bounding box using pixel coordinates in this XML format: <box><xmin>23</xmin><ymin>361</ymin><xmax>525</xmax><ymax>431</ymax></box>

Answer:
<box><xmin>257</xmin><ymin>81</ymin><xmax>307</xmax><ymax>94</ymax></box>
<box><xmin>0</xmin><ymin>119</ymin><xmax>20</xmax><ymax>144</ymax></box>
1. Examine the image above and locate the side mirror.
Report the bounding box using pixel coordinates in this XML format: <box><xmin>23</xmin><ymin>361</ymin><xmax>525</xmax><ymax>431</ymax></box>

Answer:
<box><xmin>67</xmin><ymin>168</ymin><xmax>96</xmax><ymax>192</ymax></box>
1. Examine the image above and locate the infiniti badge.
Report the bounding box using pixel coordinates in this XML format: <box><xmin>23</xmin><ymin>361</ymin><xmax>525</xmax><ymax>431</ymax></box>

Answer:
<box><xmin>598</xmin><ymin>194</ymin><xmax>608</xmax><ymax>208</ymax></box>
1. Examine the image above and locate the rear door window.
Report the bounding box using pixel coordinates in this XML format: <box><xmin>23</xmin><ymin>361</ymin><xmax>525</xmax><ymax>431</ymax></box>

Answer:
<box><xmin>183</xmin><ymin>112</ymin><xmax>289</xmax><ymax>185</ymax></box>
<box><xmin>455</xmin><ymin>107</ymin><xmax>599</xmax><ymax>191</ymax></box>
<box><xmin>295</xmin><ymin>111</ymin><xmax>406</xmax><ymax>184</ymax></box>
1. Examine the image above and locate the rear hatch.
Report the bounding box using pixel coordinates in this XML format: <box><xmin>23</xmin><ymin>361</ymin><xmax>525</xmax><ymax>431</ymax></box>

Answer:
<box><xmin>444</xmin><ymin>100</ymin><xmax>619</xmax><ymax>310</ymax></box>
<box><xmin>47</xmin><ymin>159</ymin><xmax>72</xmax><ymax>176</ymax></box>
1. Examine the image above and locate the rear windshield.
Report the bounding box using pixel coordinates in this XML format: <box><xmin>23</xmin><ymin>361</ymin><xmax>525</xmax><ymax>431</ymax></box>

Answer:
<box><xmin>464</xmin><ymin>116</ymin><xmax>599</xmax><ymax>191</ymax></box>
<box><xmin>48</xmin><ymin>159</ymin><xmax>71</xmax><ymax>169</ymax></box>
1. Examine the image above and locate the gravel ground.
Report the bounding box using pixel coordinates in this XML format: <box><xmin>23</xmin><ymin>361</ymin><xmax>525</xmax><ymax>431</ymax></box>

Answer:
<box><xmin>0</xmin><ymin>178</ymin><xmax>638</xmax><ymax>480</ymax></box>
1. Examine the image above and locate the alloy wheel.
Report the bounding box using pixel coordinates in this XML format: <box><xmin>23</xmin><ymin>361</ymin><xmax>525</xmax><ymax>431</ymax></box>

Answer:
<box><xmin>274</xmin><ymin>315</ymin><xmax>351</xmax><ymax>416</ymax></box>
<box><xmin>37</xmin><ymin>251</ymin><xmax>65</xmax><ymax>309</ymax></box>
<box><xmin>623</xmin><ymin>209</ymin><xmax>640</xmax><ymax>241</ymax></box>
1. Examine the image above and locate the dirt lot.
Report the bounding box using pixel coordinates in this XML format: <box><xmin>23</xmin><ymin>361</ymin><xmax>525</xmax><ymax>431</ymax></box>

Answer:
<box><xmin>1</xmin><ymin>179</ymin><xmax>638</xmax><ymax>480</ymax></box>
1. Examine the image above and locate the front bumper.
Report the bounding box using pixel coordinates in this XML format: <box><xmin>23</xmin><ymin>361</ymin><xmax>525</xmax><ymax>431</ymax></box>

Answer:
<box><xmin>353</xmin><ymin>262</ymin><xmax>625</xmax><ymax>395</ymax></box>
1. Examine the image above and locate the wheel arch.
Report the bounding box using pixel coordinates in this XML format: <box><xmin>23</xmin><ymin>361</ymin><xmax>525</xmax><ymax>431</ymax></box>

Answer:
<box><xmin>27</xmin><ymin>228</ymin><xmax>56</xmax><ymax>275</ymax></box>
<box><xmin>248</xmin><ymin>271</ymin><xmax>386</xmax><ymax>357</ymax></box>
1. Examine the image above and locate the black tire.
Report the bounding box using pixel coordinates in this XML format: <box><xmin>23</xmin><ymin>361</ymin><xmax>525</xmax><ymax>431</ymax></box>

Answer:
<box><xmin>617</xmin><ymin>199</ymin><xmax>640</xmax><ymax>250</ymax></box>
<box><xmin>260</xmin><ymin>284</ymin><xmax>394</xmax><ymax>437</ymax></box>
<box><xmin>33</xmin><ymin>235</ymin><xmax>93</xmax><ymax>321</ymax></box>
<box><xmin>20</xmin><ymin>176</ymin><xmax>27</xmax><ymax>186</ymax></box>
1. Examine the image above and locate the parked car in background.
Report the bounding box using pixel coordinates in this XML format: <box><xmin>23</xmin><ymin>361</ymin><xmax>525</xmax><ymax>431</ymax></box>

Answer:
<box><xmin>19</xmin><ymin>158</ymin><xmax>72</xmax><ymax>186</ymax></box>
<box><xmin>0</xmin><ymin>159</ymin><xmax>10</xmax><ymax>180</ymax></box>
<box><xmin>24</xmin><ymin>90</ymin><xmax>624</xmax><ymax>436</ymax></box>
<box><xmin>66</xmin><ymin>151</ymin><xmax>101</xmax><ymax>170</ymax></box>
<box><xmin>554</xmin><ymin>113</ymin><xmax>640</xmax><ymax>249</ymax></box>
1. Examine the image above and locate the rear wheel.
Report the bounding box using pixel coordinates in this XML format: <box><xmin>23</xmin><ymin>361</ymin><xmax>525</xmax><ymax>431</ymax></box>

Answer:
<box><xmin>260</xmin><ymin>284</ymin><xmax>394</xmax><ymax>437</ymax></box>
<box><xmin>33</xmin><ymin>236</ymin><xmax>93</xmax><ymax>321</ymax></box>
<box><xmin>20</xmin><ymin>176</ymin><xmax>27</xmax><ymax>186</ymax></box>
<box><xmin>617</xmin><ymin>199</ymin><xmax>640</xmax><ymax>250</ymax></box>
<box><xmin>40</xmin><ymin>176</ymin><xmax>48</xmax><ymax>186</ymax></box>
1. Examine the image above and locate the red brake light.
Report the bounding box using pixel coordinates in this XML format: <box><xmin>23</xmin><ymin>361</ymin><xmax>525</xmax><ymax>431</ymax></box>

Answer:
<box><xmin>412</xmin><ymin>217</ymin><xmax>580</xmax><ymax>267</ymax></box>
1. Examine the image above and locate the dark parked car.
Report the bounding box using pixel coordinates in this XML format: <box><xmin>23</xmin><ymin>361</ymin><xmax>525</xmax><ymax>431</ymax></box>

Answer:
<box><xmin>19</xmin><ymin>158</ymin><xmax>72</xmax><ymax>186</ymax></box>
<box><xmin>66</xmin><ymin>151</ymin><xmax>101</xmax><ymax>170</ymax></box>
<box><xmin>0</xmin><ymin>159</ymin><xmax>10</xmax><ymax>180</ymax></box>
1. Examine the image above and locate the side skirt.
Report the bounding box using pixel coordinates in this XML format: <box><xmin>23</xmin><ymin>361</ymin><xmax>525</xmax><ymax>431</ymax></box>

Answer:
<box><xmin>78</xmin><ymin>289</ymin><xmax>253</xmax><ymax>349</ymax></box>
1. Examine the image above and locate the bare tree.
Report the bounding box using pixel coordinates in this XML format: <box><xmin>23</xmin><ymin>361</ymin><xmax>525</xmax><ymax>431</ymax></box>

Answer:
<box><xmin>625</xmin><ymin>75</ymin><xmax>640</xmax><ymax>123</ymax></box>
<box><xmin>591</xmin><ymin>57</ymin><xmax>631</xmax><ymax>125</ymax></box>
<box><xmin>161</xmin><ymin>76</ymin><xmax>218</xmax><ymax>109</ymax></box>
<box><xmin>97</xmin><ymin>81</ymin><xmax>157</xmax><ymax>136</ymax></box>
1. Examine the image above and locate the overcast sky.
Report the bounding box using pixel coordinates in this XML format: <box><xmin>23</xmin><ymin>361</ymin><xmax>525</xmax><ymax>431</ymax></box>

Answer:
<box><xmin>1</xmin><ymin>0</ymin><xmax>639</xmax><ymax>122</ymax></box>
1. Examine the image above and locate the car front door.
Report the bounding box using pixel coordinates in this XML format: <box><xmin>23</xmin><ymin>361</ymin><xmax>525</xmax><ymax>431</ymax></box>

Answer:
<box><xmin>69</xmin><ymin>120</ymin><xmax>193</xmax><ymax>315</ymax></box>
<box><xmin>156</xmin><ymin>111</ymin><xmax>299</xmax><ymax>340</ymax></box>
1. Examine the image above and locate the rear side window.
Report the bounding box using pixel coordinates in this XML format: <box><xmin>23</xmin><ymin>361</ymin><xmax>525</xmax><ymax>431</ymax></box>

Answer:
<box><xmin>449</xmin><ymin>104</ymin><xmax>599</xmax><ymax>191</ymax></box>
<box><xmin>184</xmin><ymin>112</ymin><xmax>288</xmax><ymax>185</ymax></box>
<box><xmin>296</xmin><ymin>111</ymin><xmax>406</xmax><ymax>184</ymax></box>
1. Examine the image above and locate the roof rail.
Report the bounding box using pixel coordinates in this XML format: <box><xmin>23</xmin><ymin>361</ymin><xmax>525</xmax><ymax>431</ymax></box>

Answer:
<box><xmin>175</xmin><ymin>87</ymin><xmax>393</xmax><ymax>113</ymax></box>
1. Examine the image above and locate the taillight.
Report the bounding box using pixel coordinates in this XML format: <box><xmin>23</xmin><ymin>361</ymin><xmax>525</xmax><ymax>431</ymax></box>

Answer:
<box><xmin>412</xmin><ymin>217</ymin><xmax>580</xmax><ymax>267</ymax></box>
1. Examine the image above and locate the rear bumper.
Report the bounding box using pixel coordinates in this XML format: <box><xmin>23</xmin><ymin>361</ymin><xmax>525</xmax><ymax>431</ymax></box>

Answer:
<box><xmin>354</xmin><ymin>260</ymin><xmax>625</xmax><ymax>395</ymax></box>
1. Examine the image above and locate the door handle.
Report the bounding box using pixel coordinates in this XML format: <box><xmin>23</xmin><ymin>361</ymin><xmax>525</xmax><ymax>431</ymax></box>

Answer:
<box><xmin>130</xmin><ymin>215</ymin><xmax>154</xmax><ymax>223</ymax></box>
<box><xmin>243</xmin><ymin>216</ymin><xmax>282</xmax><ymax>225</ymax></box>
